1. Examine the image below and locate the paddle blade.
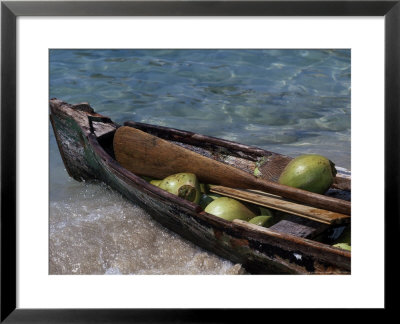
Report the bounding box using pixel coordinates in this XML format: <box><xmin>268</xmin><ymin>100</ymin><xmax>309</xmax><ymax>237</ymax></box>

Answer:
<box><xmin>113</xmin><ymin>125</ymin><xmax>262</xmax><ymax>187</ymax></box>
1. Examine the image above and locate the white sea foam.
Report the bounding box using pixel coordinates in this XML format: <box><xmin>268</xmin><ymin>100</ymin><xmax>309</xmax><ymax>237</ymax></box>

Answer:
<box><xmin>49</xmin><ymin>182</ymin><xmax>243</xmax><ymax>275</ymax></box>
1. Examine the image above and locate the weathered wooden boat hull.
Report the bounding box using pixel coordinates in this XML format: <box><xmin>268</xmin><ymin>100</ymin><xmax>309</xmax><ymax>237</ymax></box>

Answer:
<box><xmin>50</xmin><ymin>99</ymin><xmax>351</xmax><ymax>274</ymax></box>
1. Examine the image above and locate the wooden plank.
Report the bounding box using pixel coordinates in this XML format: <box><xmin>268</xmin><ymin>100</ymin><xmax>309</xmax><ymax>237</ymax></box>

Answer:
<box><xmin>268</xmin><ymin>215</ymin><xmax>330</xmax><ymax>239</ymax></box>
<box><xmin>209</xmin><ymin>185</ymin><xmax>350</xmax><ymax>225</ymax></box>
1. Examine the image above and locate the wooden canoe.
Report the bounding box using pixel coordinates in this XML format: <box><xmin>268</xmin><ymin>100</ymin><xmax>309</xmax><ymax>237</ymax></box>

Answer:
<box><xmin>49</xmin><ymin>98</ymin><xmax>351</xmax><ymax>274</ymax></box>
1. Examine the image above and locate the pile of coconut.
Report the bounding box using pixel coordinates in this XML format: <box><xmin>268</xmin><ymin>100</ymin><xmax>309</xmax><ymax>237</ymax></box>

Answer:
<box><xmin>141</xmin><ymin>154</ymin><xmax>351</xmax><ymax>251</ymax></box>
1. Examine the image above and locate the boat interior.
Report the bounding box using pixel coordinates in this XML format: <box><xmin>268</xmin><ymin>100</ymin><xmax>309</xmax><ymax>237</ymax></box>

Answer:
<box><xmin>92</xmin><ymin>119</ymin><xmax>351</xmax><ymax>246</ymax></box>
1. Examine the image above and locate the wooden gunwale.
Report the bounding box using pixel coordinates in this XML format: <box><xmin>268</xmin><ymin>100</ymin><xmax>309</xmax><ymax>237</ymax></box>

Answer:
<box><xmin>124</xmin><ymin>120</ymin><xmax>269</xmax><ymax>157</ymax></box>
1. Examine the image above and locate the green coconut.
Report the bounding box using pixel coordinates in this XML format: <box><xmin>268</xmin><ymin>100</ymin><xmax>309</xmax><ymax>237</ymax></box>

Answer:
<box><xmin>199</xmin><ymin>194</ymin><xmax>213</xmax><ymax>209</ymax></box>
<box><xmin>208</xmin><ymin>193</ymin><xmax>222</xmax><ymax>200</ymax></box>
<box><xmin>332</xmin><ymin>226</ymin><xmax>351</xmax><ymax>251</ymax></box>
<box><xmin>204</xmin><ymin>197</ymin><xmax>256</xmax><ymax>221</ymax></box>
<box><xmin>150</xmin><ymin>179</ymin><xmax>162</xmax><ymax>187</ymax></box>
<box><xmin>258</xmin><ymin>206</ymin><xmax>274</xmax><ymax>217</ymax></box>
<box><xmin>199</xmin><ymin>193</ymin><xmax>222</xmax><ymax>210</ymax></box>
<box><xmin>158</xmin><ymin>172</ymin><xmax>201</xmax><ymax>204</ymax></box>
<box><xmin>278</xmin><ymin>154</ymin><xmax>337</xmax><ymax>194</ymax></box>
<box><xmin>338</xmin><ymin>226</ymin><xmax>351</xmax><ymax>245</ymax></box>
<box><xmin>334</xmin><ymin>226</ymin><xmax>351</xmax><ymax>245</ymax></box>
<box><xmin>254</xmin><ymin>157</ymin><xmax>267</xmax><ymax>178</ymax></box>
<box><xmin>178</xmin><ymin>185</ymin><xmax>198</xmax><ymax>202</ymax></box>
<box><xmin>253</xmin><ymin>167</ymin><xmax>262</xmax><ymax>177</ymax></box>
<box><xmin>333</xmin><ymin>243</ymin><xmax>351</xmax><ymax>251</ymax></box>
<box><xmin>249</xmin><ymin>215</ymin><xmax>275</xmax><ymax>227</ymax></box>
<box><xmin>199</xmin><ymin>183</ymin><xmax>211</xmax><ymax>194</ymax></box>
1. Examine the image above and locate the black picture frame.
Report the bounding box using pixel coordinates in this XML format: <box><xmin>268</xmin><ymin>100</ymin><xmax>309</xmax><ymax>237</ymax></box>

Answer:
<box><xmin>1</xmin><ymin>0</ymin><xmax>398</xmax><ymax>321</ymax></box>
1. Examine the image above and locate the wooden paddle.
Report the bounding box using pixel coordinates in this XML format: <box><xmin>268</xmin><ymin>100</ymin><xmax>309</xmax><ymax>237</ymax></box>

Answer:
<box><xmin>113</xmin><ymin>126</ymin><xmax>351</xmax><ymax>215</ymax></box>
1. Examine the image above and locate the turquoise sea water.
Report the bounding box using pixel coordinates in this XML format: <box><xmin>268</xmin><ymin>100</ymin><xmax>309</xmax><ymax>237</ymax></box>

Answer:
<box><xmin>49</xmin><ymin>49</ymin><xmax>351</xmax><ymax>274</ymax></box>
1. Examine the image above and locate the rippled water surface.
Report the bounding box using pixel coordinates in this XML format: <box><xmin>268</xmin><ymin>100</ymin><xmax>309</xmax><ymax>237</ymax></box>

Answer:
<box><xmin>49</xmin><ymin>49</ymin><xmax>350</xmax><ymax>274</ymax></box>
